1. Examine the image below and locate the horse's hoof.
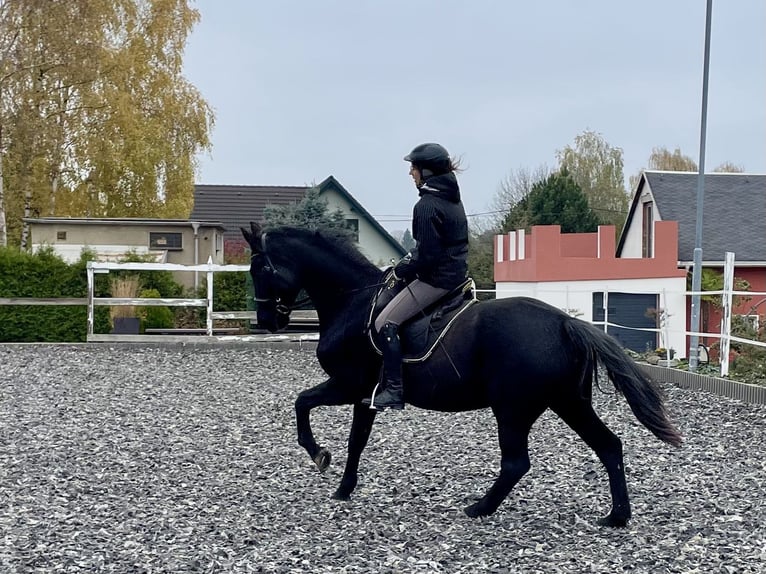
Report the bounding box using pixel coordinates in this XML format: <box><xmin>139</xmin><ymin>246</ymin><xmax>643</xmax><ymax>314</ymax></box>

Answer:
<box><xmin>331</xmin><ymin>489</ymin><xmax>351</xmax><ymax>501</ymax></box>
<box><xmin>464</xmin><ymin>502</ymin><xmax>491</xmax><ymax>518</ymax></box>
<box><xmin>313</xmin><ymin>448</ymin><xmax>331</xmax><ymax>473</ymax></box>
<box><xmin>597</xmin><ymin>513</ymin><xmax>630</xmax><ymax>528</ymax></box>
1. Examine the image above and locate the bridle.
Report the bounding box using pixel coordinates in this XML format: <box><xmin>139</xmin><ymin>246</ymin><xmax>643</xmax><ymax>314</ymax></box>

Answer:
<box><xmin>250</xmin><ymin>231</ymin><xmax>393</xmax><ymax>317</ymax></box>
<box><xmin>250</xmin><ymin>233</ymin><xmax>309</xmax><ymax>317</ymax></box>
<box><xmin>251</xmin><ymin>234</ymin><xmax>289</xmax><ymax>316</ymax></box>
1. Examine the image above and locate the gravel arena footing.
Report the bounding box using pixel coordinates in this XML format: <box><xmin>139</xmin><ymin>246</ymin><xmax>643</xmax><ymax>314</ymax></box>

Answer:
<box><xmin>0</xmin><ymin>344</ymin><xmax>764</xmax><ymax>573</ymax></box>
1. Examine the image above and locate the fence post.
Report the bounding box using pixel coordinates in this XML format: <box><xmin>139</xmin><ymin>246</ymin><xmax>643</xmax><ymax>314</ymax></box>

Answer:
<box><xmin>603</xmin><ymin>289</ymin><xmax>609</xmax><ymax>334</ymax></box>
<box><xmin>719</xmin><ymin>251</ymin><xmax>735</xmax><ymax>377</ymax></box>
<box><xmin>661</xmin><ymin>288</ymin><xmax>670</xmax><ymax>358</ymax></box>
<box><xmin>206</xmin><ymin>256</ymin><xmax>214</xmax><ymax>336</ymax></box>
<box><xmin>87</xmin><ymin>263</ymin><xmax>94</xmax><ymax>339</ymax></box>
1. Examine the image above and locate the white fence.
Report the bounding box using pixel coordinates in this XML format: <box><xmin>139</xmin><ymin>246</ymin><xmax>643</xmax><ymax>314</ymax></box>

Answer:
<box><xmin>84</xmin><ymin>258</ymin><xmax>318</xmax><ymax>344</ymax></box>
<box><xmin>491</xmin><ymin>252</ymin><xmax>766</xmax><ymax>378</ymax></box>
<box><xmin>3</xmin><ymin>257</ymin><xmax>763</xmax><ymax>376</ymax></box>
<box><xmin>86</xmin><ymin>258</ymin><xmax>245</xmax><ymax>341</ymax></box>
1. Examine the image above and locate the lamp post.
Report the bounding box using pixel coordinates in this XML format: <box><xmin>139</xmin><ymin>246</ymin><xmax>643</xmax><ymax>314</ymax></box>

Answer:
<box><xmin>689</xmin><ymin>0</ymin><xmax>713</xmax><ymax>371</ymax></box>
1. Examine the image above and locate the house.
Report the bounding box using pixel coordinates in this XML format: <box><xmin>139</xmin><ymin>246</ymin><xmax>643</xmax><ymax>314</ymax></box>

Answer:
<box><xmin>494</xmin><ymin>223</ymin><xmax>688</xmax><ymax>355</ymax></box>
<box><xmin>191</xmin><ymin>175</ymin><xmax>407</xmax><ymax>266</ymax></box>
<box><xmin>26</xmin><ymin>217</ymin><xmax>226</xmax><ymax>289</ymax></box>
<box><xmin>619</xmin><ymin>171</ymin><xmax>766</xmax><ymax>340</ymax></box>
<box><xmin>494</xmin><ymin>171</ymin><xmax>766</xmax><ymax>356</ymax></box>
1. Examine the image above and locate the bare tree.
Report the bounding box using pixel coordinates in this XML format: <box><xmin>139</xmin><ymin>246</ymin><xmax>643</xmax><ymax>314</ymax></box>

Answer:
<box><xmin>712</xmin><ymin>161</ymin><xmax>745</xmax><ymax>173</ymax></box>
<box><xmin>490</xmin><ymin>164</ymin><xmax>550</xmax><ymax>230</ymax></box>
<box><xmin>556</xmin><ymin>130</ymin><xmax>628</xmax><ymax>232</ymax></box>
<box><xmin>629</xmin><ymin>146</ymin><xmax>746</xmax><ymax>190</ymax></box>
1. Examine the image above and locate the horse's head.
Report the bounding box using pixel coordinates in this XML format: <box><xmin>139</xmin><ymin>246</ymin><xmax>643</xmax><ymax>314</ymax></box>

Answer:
<box><xmin>240</xmin><ymin>222</ymin><xmax>300</xmax><ymax>333</ymax></box>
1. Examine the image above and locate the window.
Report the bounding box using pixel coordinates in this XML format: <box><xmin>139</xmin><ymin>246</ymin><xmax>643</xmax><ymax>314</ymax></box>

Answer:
<box><xmin>345</xmin><ymin>218</ymin><xmax>359</xmax><ymax>242</ymax></box>
<box><xmin>642</xmin><ymin>202</ymin><xmax>653</xmax><ymax>258</ymax></box>
<box><xmin>149</xmin><ymin>232</ymin><xmax>183</xmax><ymax>250</ymax></box>
<box><xmin>215</xmin><ymin>232</ymin><xmax>223</xmax><ymax>254</ymax></box>
<box><xmin>56</xmin><ymin>231</ymin><xmax>67</xmax><ymax>240</ymax></box>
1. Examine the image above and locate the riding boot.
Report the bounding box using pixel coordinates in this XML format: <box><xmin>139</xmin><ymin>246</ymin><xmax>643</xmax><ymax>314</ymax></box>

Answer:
<box><xmin>363</xmin><ymin>322</ymin><xmax>404</xmax><ymax>411</ymax></box>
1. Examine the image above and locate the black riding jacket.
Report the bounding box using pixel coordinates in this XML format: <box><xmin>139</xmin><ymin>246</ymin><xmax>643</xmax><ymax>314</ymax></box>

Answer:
<box><xmin>394</xmin><ymin>172</ymin><xmax>469</xmax><ymax>289</ymax></box>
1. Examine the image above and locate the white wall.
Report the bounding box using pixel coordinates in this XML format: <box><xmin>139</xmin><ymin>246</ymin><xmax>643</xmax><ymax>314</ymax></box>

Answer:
<box><xmin>621</xmin><ymin>189</ymin><xmax>658</xmax><ymax>259</ymax></box>
<box><xmin>32</xmin><ymin>243</ymin><xmax>159</xmax><ymax>263</ymax></box>
<box><xmin>322</xmin><ymin>190</ymin><xmax>403</xmax><ymax>266</ymax></box>
<box><xmin>496</xmin><ymin>277</ymin><xmax>688</xmax><ymax>357</ymax></box>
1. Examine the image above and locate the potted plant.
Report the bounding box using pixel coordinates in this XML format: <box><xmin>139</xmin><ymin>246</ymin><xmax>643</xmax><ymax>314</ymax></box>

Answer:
<box><xmin>110</xmin><ymin>275</ymin><xmax>141</xmax><ymax>334</ymax></box>
<box><xmin>654</xmin><ymin>347</ymin><xmax>678</xmax><ymax>367</ymax></box>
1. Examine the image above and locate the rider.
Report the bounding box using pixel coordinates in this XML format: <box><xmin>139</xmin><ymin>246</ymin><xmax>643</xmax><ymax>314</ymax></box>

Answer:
<box><xmin>363</xmin><ymin>142</ymin><xmax>469</xmax><ymax>411</ymax></box>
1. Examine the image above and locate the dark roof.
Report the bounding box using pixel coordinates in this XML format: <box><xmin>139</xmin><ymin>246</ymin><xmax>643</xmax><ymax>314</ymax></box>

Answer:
<box><xmin>191</xmin><ymin>176</ymin><xmax>406</xmax><ymax>256</ymax></box>
<box><xmin>618</xmin><ymin>171</ymin><xmax>766</xmax><ymax>262</ymax></box>
<box><xmin>191</xmin><ymin>184</ymin><xmax>306</xmax><ymax>240</ymax></box>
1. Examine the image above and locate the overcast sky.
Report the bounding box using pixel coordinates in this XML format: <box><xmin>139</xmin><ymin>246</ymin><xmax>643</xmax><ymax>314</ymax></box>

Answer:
<box><xmin>183</xmin><ymin>1</ymin><xmax>766</xmax><ymax>232</ymax></box>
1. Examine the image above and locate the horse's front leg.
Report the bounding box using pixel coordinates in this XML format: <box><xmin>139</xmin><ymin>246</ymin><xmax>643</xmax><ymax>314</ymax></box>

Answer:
<box><xmin>332</xmin><ymin>402</ymin><xmax>377</xmax><ymax>500</ymax></box>
<box><xmin>295</xmin><ymin>378</ymin><xmax>350</xmax><ymax>472</ymax></box>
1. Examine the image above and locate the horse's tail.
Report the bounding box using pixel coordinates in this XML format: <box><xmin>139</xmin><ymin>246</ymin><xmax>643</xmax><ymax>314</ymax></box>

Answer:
<box><xmin>564</xmin><ymin>318</ymin><xmax>683</xmax><ymax>447</ymax></box>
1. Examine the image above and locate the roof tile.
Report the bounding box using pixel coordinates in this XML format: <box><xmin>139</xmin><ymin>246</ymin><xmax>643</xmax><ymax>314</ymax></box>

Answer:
<box><xmin>642</xmin><ymin>171</ymin><xmax>765</xmax><ymax>262</ymax></box>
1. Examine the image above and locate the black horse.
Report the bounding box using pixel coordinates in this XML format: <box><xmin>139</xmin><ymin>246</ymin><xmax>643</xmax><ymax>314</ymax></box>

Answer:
<box><xmin>241</xmin><ymin>223</ymin><xmax>682</xmax><ymax>526</ymax></box>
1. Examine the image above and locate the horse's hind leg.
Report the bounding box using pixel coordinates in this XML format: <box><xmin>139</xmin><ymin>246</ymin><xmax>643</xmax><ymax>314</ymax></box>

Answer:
<box><xmin>465</xmin><ymin>406</ymin><xmax>542</xmax><ymax>518</ymax></box>
<box><xmin>551</xmin><ymin>399</ymin><xmax>630</xmax><ymax>527</ymax></box>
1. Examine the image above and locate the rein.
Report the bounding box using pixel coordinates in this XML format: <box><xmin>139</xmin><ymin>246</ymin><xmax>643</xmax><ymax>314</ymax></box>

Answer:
<box><xmin>250</xmin><ymin>232</ymin><xmax>386</xmax><ymax>316</ymax></box>
<box><xmin>342</xmin><ymin>278</ymin><xmax>389</xmax><ymax>295</ymax></box>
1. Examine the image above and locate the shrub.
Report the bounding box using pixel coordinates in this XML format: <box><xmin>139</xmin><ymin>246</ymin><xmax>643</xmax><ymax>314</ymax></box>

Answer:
<box><xmin>0</xmin><ymin>247</ymin><xmax>186</xmax><ymax>342</ymax></box>
<box><xmin>0</xmin><ymin>246</ymin><xmax>90</xmax><ymax>342</ymax></box>
<box><xmin>114</xmin><ymin>251</ymin><xmax>184</xmax><ymax>298</ymax></box>
<box><xmin>139</xmin><ymin>288</ymin><xmax>175</xmax><ymax>331</ymax></box>
<box><xmin>729</xmin><ymin>317</ymin><xmax>766</xmax><ymax>385</ymax></box>
<box><xmin>212</xmin><ymin>271</ymin><xmax>248</xmax><ymax>313</ymax></box>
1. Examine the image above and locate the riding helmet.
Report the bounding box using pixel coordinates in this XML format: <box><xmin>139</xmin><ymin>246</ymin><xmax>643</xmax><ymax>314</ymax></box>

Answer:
<box><xmin>404</xmin><ymin>142</ymin><xmax>451</xmax><ymax>175</ymax></box>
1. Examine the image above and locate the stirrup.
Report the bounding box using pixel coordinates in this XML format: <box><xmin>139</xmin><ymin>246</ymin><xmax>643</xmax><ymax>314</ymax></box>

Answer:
<box><xmin>362</xmin><ymin>383</ymin><xmax>403</xmax><ymax>411</ymax></box>
<box><xmin>362</xmin><ymin>383</ymin><xmax>382</xmax><ymax>410</ymax></box>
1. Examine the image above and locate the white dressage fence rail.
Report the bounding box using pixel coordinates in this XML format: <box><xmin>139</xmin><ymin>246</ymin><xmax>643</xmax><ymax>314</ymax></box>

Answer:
<box><xmin>83</xmin><ymin>253</ymin><xmax>766</xmax><ymax>366</ymax></box>
<box><xmin>84</xmin><ymin>259</ymin><xmax>319</xmax><ymax>344</ymax></box>
<box><xmin>2</xmin><ymin>255</ymin><xmax>764</xmax><ymax>363</ymax></box>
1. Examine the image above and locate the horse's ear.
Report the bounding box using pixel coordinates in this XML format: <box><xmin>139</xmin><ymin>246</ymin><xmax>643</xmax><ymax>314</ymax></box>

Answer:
<box><xmin>241</xmin><ymin>221</ymin><xmax>263</xmax><ymax>250</ymax></box>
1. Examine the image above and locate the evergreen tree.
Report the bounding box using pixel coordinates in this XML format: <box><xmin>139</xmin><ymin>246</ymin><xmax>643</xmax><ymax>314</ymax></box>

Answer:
<box><xmin>526</xmin><ymin>170</ymin><xmax>601</xmax><ymax>233</ymax></box>
<box><xmin>263</xmin><ymin>187</ymin><xmax>354</xmax><ymax>238</ymax></box>
<box><xmin>466</xmin><ymin>229</ymin><xmax>496</xmax><ymax>300</ymax></box>
<box><xmin>500</xmin><ymin>195</ymin><xmax>530</xmax><ymax>234</ymax></box>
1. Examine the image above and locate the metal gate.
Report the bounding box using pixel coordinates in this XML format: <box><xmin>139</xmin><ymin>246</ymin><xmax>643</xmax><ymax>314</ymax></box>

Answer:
<box><xmin>592</xmin><ymin>292</ymin><xmax>658</xmax><ymax>353</ymax></box>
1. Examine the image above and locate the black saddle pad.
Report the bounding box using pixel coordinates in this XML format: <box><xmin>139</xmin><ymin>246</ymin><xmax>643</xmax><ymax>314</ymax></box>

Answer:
<box><xmin>368</xmin><ymin>275</ymin><xmax>476</xmax><ymax>362</ymax></box>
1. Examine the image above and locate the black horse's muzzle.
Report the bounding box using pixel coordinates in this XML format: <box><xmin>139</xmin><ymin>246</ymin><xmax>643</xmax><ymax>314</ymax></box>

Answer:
<box><xmin>255</xmin><ymin>298</ymin><xmax>292</xmax><ymax>333</ymax></box>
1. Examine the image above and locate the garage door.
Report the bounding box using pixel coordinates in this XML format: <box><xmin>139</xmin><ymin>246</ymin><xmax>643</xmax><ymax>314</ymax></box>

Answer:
<box><xmin>592</xmin><ymin>292</ymin><xmax>658</xmax><ymax>353</ymax></box>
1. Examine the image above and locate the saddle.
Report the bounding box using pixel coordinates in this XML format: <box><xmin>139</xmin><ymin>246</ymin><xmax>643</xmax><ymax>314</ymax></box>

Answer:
<box><xmin>366</xmin><ymin>272</ymin><xmax>477</xmax><ymax>363</ymax></box>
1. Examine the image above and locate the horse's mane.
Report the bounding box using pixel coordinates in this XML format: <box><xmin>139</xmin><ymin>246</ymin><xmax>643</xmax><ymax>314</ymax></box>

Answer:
<box><xmin>265</xmin><ymin>226</ymin><xmax>380</xmax><ymax>273</ymax></box>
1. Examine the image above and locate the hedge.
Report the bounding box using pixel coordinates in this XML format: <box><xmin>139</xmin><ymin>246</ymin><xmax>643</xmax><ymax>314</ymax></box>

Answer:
<box><xmin>0</xmin><ymin>247</ymin><xmax>253</xmax><ymax>342</ymax></box>
<box><xmin>0</xmin><ymin>247</ymin><xmax>101</xmax><ymax>342</ymax></box>
<box><xmin>0</xmin><ymin>248</ymin><xmax>186</xmax><ymax>342</ymax></box>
